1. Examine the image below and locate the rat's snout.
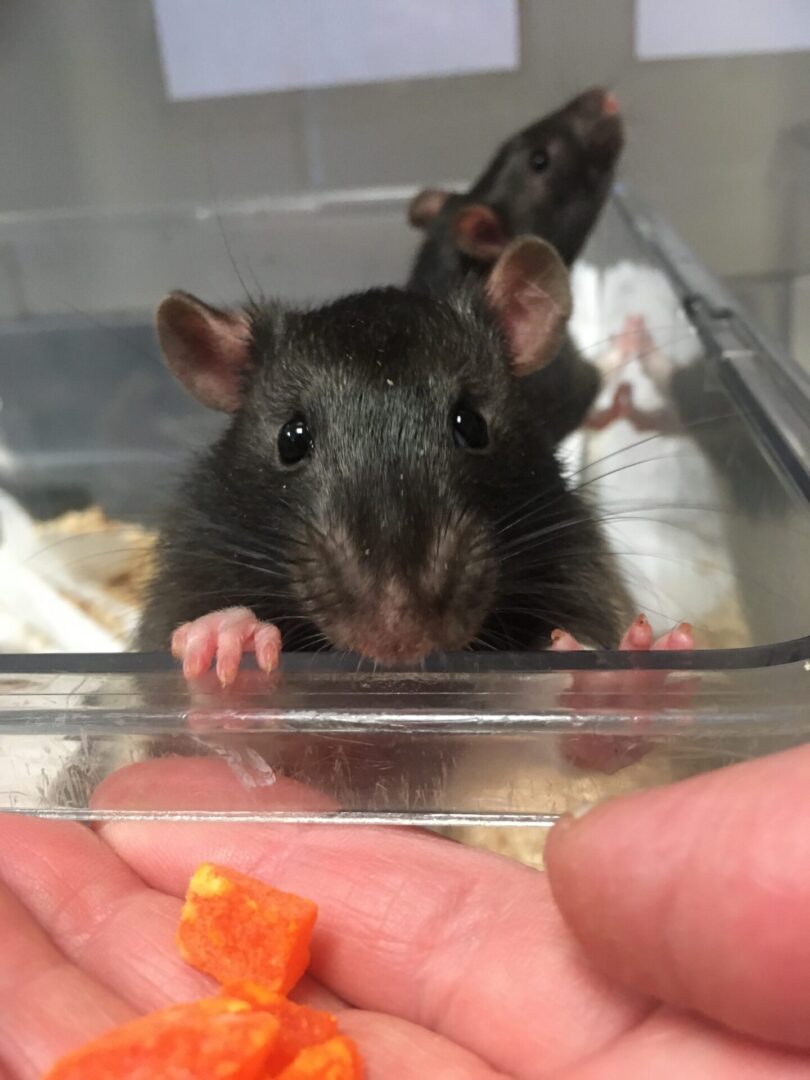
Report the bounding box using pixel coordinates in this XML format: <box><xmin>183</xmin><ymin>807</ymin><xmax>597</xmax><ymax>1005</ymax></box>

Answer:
<box><xmin>569</xmin><ymin>86</ymin><xmax>619</xmax><ymax>120</ymax></box>
<box><xmin>295</xmin><ymin>506</ymin><xmax>497</xmax><ymax>666</ymax></box>
<box><xmin>569</xmin><ymin>87</ymin><xmax>624</xmax><ymax>161</ymax></box>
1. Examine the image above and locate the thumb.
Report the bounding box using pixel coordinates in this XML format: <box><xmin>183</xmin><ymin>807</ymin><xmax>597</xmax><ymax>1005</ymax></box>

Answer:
<box><xmin>545</xmin><ymin>745</ymin><xmax>810</xmax><ymax>1050</ymax></box>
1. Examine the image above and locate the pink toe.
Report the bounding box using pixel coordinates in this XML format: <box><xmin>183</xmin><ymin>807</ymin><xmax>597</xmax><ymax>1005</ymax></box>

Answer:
<box><xmin>215</xmin><ymin>627</ymin><xmax>247</xmax><ymax>687</ymax></box>
<box><xmin>219</xmin><ymin>607</ymin><xmax>259</xmax><ymax>635</ymax></box>
<box><xmin>619</xmin><ymin>613</ymin><xmax>653</xmax><ymax>651</ymax></box>
<box><xmin>255</xmin><ymin>624</ymin><xmax>282</xmax><ymax>673</ymax></box>
<box><xmin>182</xmin><ymin>628</ymin><xmax>217</xmax><ymax>679</ymax></box>
<box><xmin>652</xmin><ymin>621</ymin><xmax>694</xmax><ymax>651</ymax></box>
<box><xmin>170</xmin><ymin>624</ymin><xmax>189</xmax><ymax>659</ymax></box>
<box><xmin>550</xmin><ymin>628</ymin><xmax>584</xmax><ymax>652</ymax></box>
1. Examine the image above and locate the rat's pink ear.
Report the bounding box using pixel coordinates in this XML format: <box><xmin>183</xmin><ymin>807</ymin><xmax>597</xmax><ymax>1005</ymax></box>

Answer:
<box><xmin>156</xmin><ymin>291</ymin><xmax>251</xmax><ymax>412</ymax></box>
<box><xmin>453</xmin><ymin>203</ymin><xmax>509</xmax><ymax>261</ymax></box>
<box><xmin>486</xmin><ymin>237</ymin><xmax>572</xmax><ymax>377</ymax></box>
<box><xmin>408</xmin><ymin>187</ymin><xmax>453</xmax><ymax>229</ymax></box>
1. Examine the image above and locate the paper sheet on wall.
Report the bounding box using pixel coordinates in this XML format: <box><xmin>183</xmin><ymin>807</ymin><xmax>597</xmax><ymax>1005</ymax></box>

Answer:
<box><xmin>636</xmin><ymin>0</ymin><xmax>810</xmax><ymax>60</ymax></box>
<box><xmin>152</xmin><ymin>0</ymin><xmax>519</xmax><ymax>100</ymax></box>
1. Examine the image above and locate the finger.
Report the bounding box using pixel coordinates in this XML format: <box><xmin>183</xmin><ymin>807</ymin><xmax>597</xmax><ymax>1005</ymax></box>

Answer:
<box><xmin>0</xmin><ymin>855</ymin><xmax>501</xmax><ymax>1080</ymax></box>
<box><xmin>289</xmin><ymin>974</ymin><xmax>346</xmax><ymax>1013</ymax></box>
<box><xmin>97</xmin><ymin>758</ymin><xmax>651</xmax><ymax>1078</ymax></box>
<box><xmin>559</xmin><ymin>1007</ymin><xmax>810</xmax><ymax>1080</ymax></box>
<box><xmin>338</xmin><ymin>1011</ymin><xmax>507</xmax><ymax>1080</ymax></box>
<box><xmin>545</xmin><ymin>745</ymin><xmax>810</xmax><ymax>1049</ymax></box>
<box><xmin>0</xmin><ymin>817</ymin><xmax>215</xmax><ymax>1015</ymax></box>
<box><xmin>0</xmin><ymin>876</ymin><xmax>134</xmax><ymax>1080</ymax></box>
<box><xmin>0</xmin><ymin>818</ymin><xmax>515</xmax><ymax>1080</ymax></box>
<box><xmin>34</xmin><ymin>1009</ymin><xmax>506</xmax><ymax>1080</ymax></box>
<box><xmin>0</xmin><ymin>820</ymin><xmax>502</xmax><ymax>1079</ymax></box>
<box><xmin>0</xmin><ymin>814</ymin><xmax>348</xmax><ymax>1028</ymax></box>
<box><xmin>91</xmin><ymin>756</ymin><xmax>338</xmax><ymax>813</ymax></box>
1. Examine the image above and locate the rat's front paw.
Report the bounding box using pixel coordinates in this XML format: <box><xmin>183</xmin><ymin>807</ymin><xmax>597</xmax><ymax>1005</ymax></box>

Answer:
<box><xmin>550</xmin><ymin>613</ymin><xmax>694</xmax><ymax>653</ymax></box>
<box><xmin>582</xmin><ymin>381</ymin><xmax>634</xmax><ymax>431</ymax></box>
<box><xmin>171</xmin><ymin>607</ymin><xmax>282</xmax><ymax>686</ymax></box>
<box><xmin>550</xmin><ymin>614</ymin><xmax>695</xmax><ymax>774</ymax></box>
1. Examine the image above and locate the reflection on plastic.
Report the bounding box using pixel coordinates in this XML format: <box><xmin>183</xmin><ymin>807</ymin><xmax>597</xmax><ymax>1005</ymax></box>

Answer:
<box><xmin>0</xmin><ymin>657</ymin><xmax>807</xmax><ymax>823</ymax></box>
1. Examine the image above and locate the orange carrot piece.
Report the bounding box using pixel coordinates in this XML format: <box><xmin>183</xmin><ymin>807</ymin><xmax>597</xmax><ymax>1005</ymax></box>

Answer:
<box><xmin>274</xmin><ymin>1036</ymin><xmax>364</xmax><ymax>1079</ymax></box>
<box><xmin>177</xmin><ymin>863</ymin><xmax>317</xmax><ymax>994</ymax></box>
<box><xmin>43</xmin><ymin>998</ymin><xmax>280</xmax><ymax>1080</ymax></box>
<box><xmin>223</xmin><ymin>981</ymin><xmax>339</xmax><ymax>1071</ymax></box>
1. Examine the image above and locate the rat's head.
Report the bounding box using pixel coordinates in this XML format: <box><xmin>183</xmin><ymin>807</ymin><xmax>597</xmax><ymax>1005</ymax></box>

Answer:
<box><xmin>409</xmin><ymin>86</ymin><xmax>623</xmax><ymax>269</ymax></box>
<box><xmin>156</xmin><ymin>239</ymin><xmax>572</xmax><ymax>665</ymax></box>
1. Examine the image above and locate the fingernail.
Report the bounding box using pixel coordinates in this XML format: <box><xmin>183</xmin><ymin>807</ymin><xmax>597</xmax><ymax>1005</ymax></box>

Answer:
<box><xmin>570</xmin><ymin>799</ymin><xmax>599</xmax><ymax>820</ymax></box>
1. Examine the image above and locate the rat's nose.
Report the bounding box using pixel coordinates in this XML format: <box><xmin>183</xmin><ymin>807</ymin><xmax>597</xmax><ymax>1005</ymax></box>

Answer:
<box><xmin>602</xmin><ymin>90</ymin><xmax>620</xmax><ymax>115</ymax></box>
<box><xmin>569</xmin><ymin>86</ymin><xmax>607</xmax><ymax>116</ymax></box>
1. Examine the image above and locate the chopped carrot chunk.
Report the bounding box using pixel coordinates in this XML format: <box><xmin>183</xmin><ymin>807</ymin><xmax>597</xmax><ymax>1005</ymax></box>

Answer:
<box><xmin>223</xmin><ymin>981</ymin><xmax>339</xmax><ymax>1071</ymax></box>
<box><xmin>46</xmin><ymin>867</ymin><xmax>365</xmax><ymax>1080</ymax></box>
<box><xmin>43</xmin><ymin>998</ymin><xmax>280</xmax><ymax>1080</ymax></box>
<box><xmin>274</xmin><ymin>1036</ymin><xmax>364</xmax><ymax>1079</ymax></box>
<box><xmin>177</xmin><ymin>863</ymin><xmax>317</xmax><ymax>994</ymax></box>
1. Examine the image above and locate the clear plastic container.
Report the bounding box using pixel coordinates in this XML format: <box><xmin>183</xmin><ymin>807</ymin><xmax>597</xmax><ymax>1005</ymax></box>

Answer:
<box><xmin>729</xmin><ymin>117</ymin><xmax>810</xmax><ymax>378</ymax></box>
<box><xmin>0</xmin><ymin>184</ymin><xmax>808</xmax><ymax>823</ymax></box>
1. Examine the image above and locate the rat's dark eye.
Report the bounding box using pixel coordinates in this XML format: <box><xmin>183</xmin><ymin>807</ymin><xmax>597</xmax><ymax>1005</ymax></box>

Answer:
<box><xmin>451</xmin><ymin>405</ymin><xmax>489</xmax><ymax>450</ymax></box>
<box><xmin>278</xmin><ymin>415</ymin><xmax>311</xmax><ymax>465</ymax></box>
<box><xmin>529</xmin><ymin>148</ymin><xmax>550</xmax><ymax>172</ymax></box>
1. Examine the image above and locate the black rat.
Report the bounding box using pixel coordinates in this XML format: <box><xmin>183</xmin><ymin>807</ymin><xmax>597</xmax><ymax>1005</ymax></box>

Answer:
<box><xmin>405</xmin><ymin>87</ymin><xmax>625</xmax><ymax>444</ymax></box>
<box><xmin>137</xmin><ymin>238</ymin><xmax>692</xmax><ymax>686</ymax></box>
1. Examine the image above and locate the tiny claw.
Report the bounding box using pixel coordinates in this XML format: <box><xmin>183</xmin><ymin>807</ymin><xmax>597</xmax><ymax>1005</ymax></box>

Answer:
<box><xmin>182</xmin><ymin>630</ymin><xmax>215</xmax><ymax>679</ymax></box>
<box><xmin>216</xmin><ymin>658</ymin><xmax>239</xmax><ymax>689</ymax></box>
<box><xmin>171</xmin><ymin>623</ymin><xmax>190</xmax><ymax>659</ymax></box>
<box><xmin>550</xmin><ymin>628</ymin><xmax>584</xmax><ymax>651</ymax></box>
<box><xmin>183</xmin><ymin>651</ymin><xmax>207</xmax><ymax>681</ymax></box>
<box><xmin>619</xmin><ymin>613</ymin><xmax>653</xmax><ymax>650</ymax></box>
<box><xmin>672</xmin><ymin>622</ymin><xmax>694</xmax><ymax>649</ymax></box>
<box><xmin>255</xmin><ymin>625</ymin><xmax>282</xmax><ymax>673</ymax></box>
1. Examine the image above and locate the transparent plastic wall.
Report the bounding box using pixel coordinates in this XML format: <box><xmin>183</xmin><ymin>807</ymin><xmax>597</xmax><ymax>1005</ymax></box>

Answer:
<box><xmin>0</xmin><ymin>185</ymin><xmax>808</xmax><ymax>822</ymax></box>
<box><xmin>729</xmin><ymin>117</ymin><xmax>810</xmax><ymax>374</ymax></box>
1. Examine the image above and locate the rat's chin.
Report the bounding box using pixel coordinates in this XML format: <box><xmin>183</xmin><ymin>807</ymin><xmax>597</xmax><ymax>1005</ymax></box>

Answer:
<box><xmin>320</xmin><ymin>615</ymin><xmax>477</xmax><ymax>668</ymax></box>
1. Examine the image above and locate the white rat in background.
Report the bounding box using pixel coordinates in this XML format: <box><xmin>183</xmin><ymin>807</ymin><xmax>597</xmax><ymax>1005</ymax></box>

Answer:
<box><xmin>564</xmin><ymin>259</ymin><xmax>749</xmax><ymax>648</ymax></box>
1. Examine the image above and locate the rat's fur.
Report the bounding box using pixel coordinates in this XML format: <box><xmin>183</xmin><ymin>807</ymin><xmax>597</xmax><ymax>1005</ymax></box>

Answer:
<box><xmin>138</xmin><ymin>283</ymin><xmax>629</xmax><ymax>656</ymax></box>
<box><xmin>407</xmin><ymin>87</ymin><xmax>623</xmax><ymax>292</ymax></box>
<box><xmin>406</xmin><ymin>88</ymin><xmax>623</xmax><ymax>445</ymax></box>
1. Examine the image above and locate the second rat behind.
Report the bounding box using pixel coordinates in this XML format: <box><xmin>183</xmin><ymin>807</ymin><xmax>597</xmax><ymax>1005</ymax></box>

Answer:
<box><xmin>406</xmin><ymin>87</ymin><xmax>625</xmax><ymax>444</ymax></box>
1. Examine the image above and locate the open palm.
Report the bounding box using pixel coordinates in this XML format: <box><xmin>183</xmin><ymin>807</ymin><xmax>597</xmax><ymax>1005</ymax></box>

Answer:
<box><xmin>2</xmin><ymin>750</ymin><xmax>810</xmax><ymax>1079</ymax></box>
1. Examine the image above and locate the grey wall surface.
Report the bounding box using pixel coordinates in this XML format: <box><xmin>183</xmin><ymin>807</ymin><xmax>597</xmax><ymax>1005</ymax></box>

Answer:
<box><xmin>1</xmin><ymin>0</ymin><xmax>808</xmax><ymax>281</ymax></box>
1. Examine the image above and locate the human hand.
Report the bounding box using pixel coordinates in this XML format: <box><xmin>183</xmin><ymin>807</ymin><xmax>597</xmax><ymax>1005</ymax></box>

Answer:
<box><xmin>1</xmin><ymin>748</ymin><xmax>810</xmax><ymax>1078</ymax></box>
